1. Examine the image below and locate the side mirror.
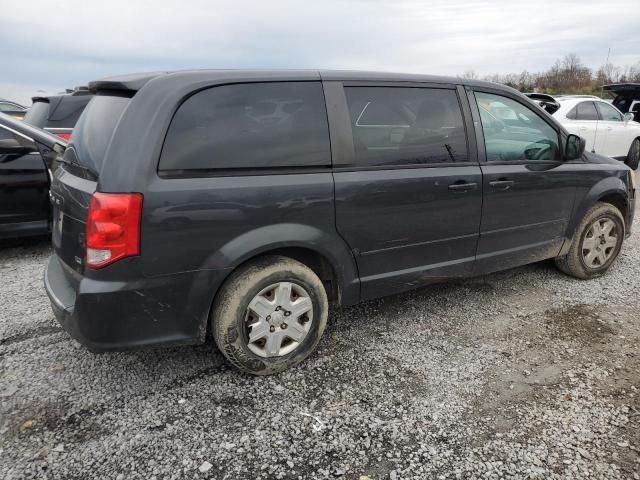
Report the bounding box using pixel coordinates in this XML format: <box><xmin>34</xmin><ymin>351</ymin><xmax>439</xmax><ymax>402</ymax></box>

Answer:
<box><xmin>0</xmin><ymin>138</ymin><xmax>36</xmax><ymax>157</ymax></box>
<box><xmin>623</xmin><ymin>112</ymin><xmax>634</xmax><ymax>124</ymax></box>
<box><xmin>564</xmin><ymin>134</ymin><xmax>585</xmax><ymax>161</ymax></box>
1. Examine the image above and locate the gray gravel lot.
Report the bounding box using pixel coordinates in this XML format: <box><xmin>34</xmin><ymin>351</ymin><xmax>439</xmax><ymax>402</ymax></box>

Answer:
<box><xmin>1</xmin><ymin>195</ymin><xmax>639</xmax><ymax>479</ymax></box>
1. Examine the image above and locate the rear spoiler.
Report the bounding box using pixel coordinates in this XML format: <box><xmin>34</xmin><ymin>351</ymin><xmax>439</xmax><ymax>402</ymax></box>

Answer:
<box><xmin>524</xmin><ymin>93</ymin><xmax>556</xmax><ymax>102</ymax></box>
<box><xmin>88</xmin><ymin>71</ymin><xmax>167</xmax><ymax>95</ymax></box>
<box><xmin>0</xmin><ymin>112</ymin><xmax>67</xmax><ymax>156</ymax></box>
<box><xmin>524</xmin><ymin>93</ymin><xmax>560</xmax><ymax>115</ymax></box>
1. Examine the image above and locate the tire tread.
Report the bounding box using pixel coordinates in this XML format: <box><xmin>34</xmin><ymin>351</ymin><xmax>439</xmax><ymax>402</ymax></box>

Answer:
<box><xmin>554</xmin><ymin>202</ymin><xmax>625</xmax><ymax>279</ymax></box>
<box><xmin>211</xmin><ymin>255</ymin><xmax>328</xmax><ymax>375</ymax></box>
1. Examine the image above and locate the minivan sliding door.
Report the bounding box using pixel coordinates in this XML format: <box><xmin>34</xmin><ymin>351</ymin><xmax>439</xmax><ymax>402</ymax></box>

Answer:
<box><xmin>325</xmin><ymin>82</ymin><xmax>482</xmax><ymax>300</ymax></box>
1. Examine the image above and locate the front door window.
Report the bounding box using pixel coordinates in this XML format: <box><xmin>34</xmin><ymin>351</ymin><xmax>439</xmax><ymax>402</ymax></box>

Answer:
<box><xmin>596</xmin><ymin>102</ymin><xmax>623</xmax><ymax>122</ymax></box>
<box><xmin>475</xmin><ymin>92</ymin><xmax>561</xmax><ymax>162</ymax></box>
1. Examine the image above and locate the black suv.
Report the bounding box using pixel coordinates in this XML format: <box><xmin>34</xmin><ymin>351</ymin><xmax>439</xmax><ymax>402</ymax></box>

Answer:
<box><xmin>604</xmin><ymin>83</ymin><xmax>640</xmax><ymax>123</ymax></box>
<box><xmin>0</xmin><ymin>89</ymin><xmax>92</xmax><ymax>239</ymax></box>
<box><xmin>1</xmin><ymin>70</ymin><xmax>635</xmax><ymax>374</ymax></box>
<box><xmin>26</xmin><ymin>88</ymin><xmax>93</xmax><ymax>141</ymax></box>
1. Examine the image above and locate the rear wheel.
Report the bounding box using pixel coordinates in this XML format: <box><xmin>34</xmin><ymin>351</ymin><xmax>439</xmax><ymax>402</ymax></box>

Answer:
<box><xmin>626</xmin><ymin>138</ymin><xmax>640</xmax><ymax>170</ymax></box>
<box><xmin>211</xmin><ymin>255</ymin><xmax>328</xmax><ymax>375</ymax></box>
<box><xmin>555</xmin><ymin>202</ymin><xmax>625</xmax><ymax>279</ymax></box>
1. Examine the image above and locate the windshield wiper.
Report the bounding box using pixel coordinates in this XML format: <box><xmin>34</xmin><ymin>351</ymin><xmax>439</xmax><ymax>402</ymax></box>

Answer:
<box><xmin>444</xmin><ymin>143</ymin><xmax>456</xmax><ymax>162</ymax></box>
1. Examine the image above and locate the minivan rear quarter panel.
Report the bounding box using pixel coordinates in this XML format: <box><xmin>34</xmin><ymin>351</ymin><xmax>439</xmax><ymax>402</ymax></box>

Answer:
<box><xmin>113</xmin><ymin>73</ymin><xmax>361</xmax><ymax>309</ymax></box>
<box><xmin>141</xmin><ymin>173</ymin><xmax>339</xmax><ymax>276</ymax></box>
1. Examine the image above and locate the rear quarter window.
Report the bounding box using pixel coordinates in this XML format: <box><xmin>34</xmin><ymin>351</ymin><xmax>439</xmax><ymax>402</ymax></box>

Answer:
<box><xmin>159</xmin><ymin>82</ymin><xmax>331</xmax><ymax>172</ymax></box>
<box><xmin>567</xmin><ymin>101</ymin><xmax>599</xmax><ymax>121</ymax></box>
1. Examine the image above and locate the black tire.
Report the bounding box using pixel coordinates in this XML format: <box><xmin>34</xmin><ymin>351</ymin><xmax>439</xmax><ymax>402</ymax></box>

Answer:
<box><xmin>626</xmin><ymin>138</ymin><xmax>640</xmax><ymax>170</ymax></box>
<box><xmin>555</xmin><ymin>202</ymin><xmax>625</xmax><ymax>279</ymax></box>
<box><xmin>211</xmin><ymin>255</ymin><xmax>328</xmax><ymax>375</ymax></box>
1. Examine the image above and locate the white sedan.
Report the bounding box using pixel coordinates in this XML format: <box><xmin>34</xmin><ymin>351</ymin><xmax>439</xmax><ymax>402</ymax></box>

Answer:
<box><xmin>526</xmin><ymin>94</ymin><xmax>640</xmax><ymax>170</ymax></box>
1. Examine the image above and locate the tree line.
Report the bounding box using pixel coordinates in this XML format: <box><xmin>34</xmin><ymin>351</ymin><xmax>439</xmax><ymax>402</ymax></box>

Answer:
<box><xmin>461</xmin><ymin>54</ymin><xmax>640</xmax><ymax>96</ymax></box>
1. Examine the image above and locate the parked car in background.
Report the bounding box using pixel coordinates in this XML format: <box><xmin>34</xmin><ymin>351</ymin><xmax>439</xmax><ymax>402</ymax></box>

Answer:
<box><xmin>0</xmin><ymin>88</ymin><xmax>93</xmax><ymax>239</ymax></box>
<box><xmin>526</xmin><ymin>93</ymin><xmax>640</xmax><ymax>170</ymax></box>
<box><xmin>0</xmin><ymin>70</ymin><xmax>635</xmax><ymax>375</ymax></box>
<box><xmin>25</xmin><ymin>88</ymin><xmax>93</xmax><ymax>141</ymax></box>
<box><xmin>603</xmin><ymin>83</ymin><xmax>640</xmax><ymax>123</ymax></box>
<box><xmin>0</xmin><ymin>99</ymin><xmax>27</xmax><ymax>120</ymax></box>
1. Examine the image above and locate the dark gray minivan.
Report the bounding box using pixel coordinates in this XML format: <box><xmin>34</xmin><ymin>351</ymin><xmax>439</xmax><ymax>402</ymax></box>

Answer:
<box><xmin>0</xmin><ymin>70</ymin><xmax>635</xmax><ymax>374</ymax></box>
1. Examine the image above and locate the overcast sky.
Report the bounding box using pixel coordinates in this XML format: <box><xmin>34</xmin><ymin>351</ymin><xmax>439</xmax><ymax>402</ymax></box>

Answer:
<box><xmin>2</xmin><ymin>0</ymin><xmax>639</xmax><ymax>104</ymax></box>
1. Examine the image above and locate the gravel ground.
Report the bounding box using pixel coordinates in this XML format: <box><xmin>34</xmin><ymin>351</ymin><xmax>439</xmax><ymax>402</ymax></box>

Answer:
<box><xmin>1</xmin><ymin>194</ymin><xmax>639</xmax><ymax>479</ymax></box>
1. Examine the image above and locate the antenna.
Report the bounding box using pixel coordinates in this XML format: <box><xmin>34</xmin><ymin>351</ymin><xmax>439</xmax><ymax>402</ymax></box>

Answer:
<box><xmin>601</xmin><ymin>47</ymin><xmax>611</xmax><ymax>98</ymax></box>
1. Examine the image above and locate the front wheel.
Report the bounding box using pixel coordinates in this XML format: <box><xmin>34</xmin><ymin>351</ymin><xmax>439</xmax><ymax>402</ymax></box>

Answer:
<box><xmin>555</xmin><ymin>202</ymin><xmax>625</xmax><ymax>279</ymax></box>
<box><xmin>626</xmin><ymin>138</ymin><xmax>640</xmax><ymax>170</ymax></box>
<box><xmin>211</xmin><ymin>255</ymin><xmax>328</xmax><ymax>375</ymax></box>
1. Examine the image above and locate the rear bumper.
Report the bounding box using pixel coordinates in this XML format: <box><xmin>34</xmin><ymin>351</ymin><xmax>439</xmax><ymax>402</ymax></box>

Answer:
<box><xmin>44</xmin><ymin>255</ymin><xmax>228</xmax><ymax>351</ymax></box>
<box><xmin>44</xmin><ymin>255</ymin><xmax>79</xmax><ymax>342</ymax></box>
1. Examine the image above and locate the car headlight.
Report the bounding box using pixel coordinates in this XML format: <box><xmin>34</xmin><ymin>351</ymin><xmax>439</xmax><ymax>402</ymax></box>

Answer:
<box><xmin>630</xmin><ymin>170</ymin><xmax>637</xmax><ymax>192</ymax></box>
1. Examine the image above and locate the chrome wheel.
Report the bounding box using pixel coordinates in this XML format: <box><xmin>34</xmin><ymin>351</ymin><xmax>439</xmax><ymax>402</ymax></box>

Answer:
<box><xmin>244</xmin><ymin>282</ymin><xmax>313</xmax><ymax>358</ymax></box>
<box><xmin>581</xmin><ymin>218</ymin><xmax>618</xmax><ymax>269</ymax></box>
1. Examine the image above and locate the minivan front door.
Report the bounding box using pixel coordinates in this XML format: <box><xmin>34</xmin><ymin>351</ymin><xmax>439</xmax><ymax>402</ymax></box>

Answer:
<box><xmin>325</xmin><ymin>82</ymin><xmax>482</xmax><ymax>300</ymax></box>
<box><xmin>470</xmin><ymin>89</ymin><xmax>576</xmax><ymax>273</ymax></box>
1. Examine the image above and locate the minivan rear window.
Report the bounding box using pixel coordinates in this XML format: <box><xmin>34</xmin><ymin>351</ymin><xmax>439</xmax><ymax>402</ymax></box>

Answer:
<box><xmin>159</xmin><ymin>82</ymin><xmax>331</xmax><ymax>172</ymax></box>
<box><xmin>71</xmin><ymin>95</ymin><xmax>130</xmax><ymax>175</ymax></box>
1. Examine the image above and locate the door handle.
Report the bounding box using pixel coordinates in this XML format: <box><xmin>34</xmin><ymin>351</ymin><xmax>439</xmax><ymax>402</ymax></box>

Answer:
<box><xmin>579</xmin><ymin>127</ymin><xmax>588</xmax><ymax>131</ymax></box>
<box><xmin>448</xmin><ymin>181</ymin><xmax>478</xmax><ymax>192</ymax></box>
<box><xmin>607</xmin><ymin>126</ymin><xmax>613</xmax><ymax>131</ymax></box>
<box><xmin>489</xmin><ymin>179</ymin><xmax>514</xmax><ymax>190</ymax></box>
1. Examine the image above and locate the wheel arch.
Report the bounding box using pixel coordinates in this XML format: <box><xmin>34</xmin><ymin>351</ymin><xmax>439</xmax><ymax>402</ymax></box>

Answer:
<box><xmin>597</xmin><ymin>192</ymin><xmax>629</xmax><ymax>227</ymax></box>
<box><xmin>205</xmin><ymin>223</ymin><xmax>360</xmax><ymax>307</ymax></box>
<box><xmin>232</xmin><ymin>246</ymin><xmax>343</xmax><ymax>305</ymax></box>
<box><xmin>562</xmin><ymin>177</ymin><xmax>630</xmax><ymax>256</ymax></box>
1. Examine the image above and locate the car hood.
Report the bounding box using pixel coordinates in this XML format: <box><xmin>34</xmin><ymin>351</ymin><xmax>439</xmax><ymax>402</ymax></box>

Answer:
<box><xmin>583</xmin><ymin>151</ymin><xmax>627</xmax><ymax>167</ymax></box>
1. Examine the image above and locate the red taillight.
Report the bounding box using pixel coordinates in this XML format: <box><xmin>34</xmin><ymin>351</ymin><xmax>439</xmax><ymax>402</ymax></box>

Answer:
<box><xmin>85</xmin><ymin>192</ymin><xmax>143</xmax><ymax>268</ymax></box>
<box><xmin>56</xmin><ymin>132</ymin><xmax>72</xmax><ymax>141</ymax></box>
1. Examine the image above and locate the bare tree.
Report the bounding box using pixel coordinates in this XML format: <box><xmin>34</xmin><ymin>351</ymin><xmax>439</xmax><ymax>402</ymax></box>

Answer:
<box><xmin>462</xmin><ymin>54</ymin><xmax>640</xmax><ymax>95</ymax></box>
<box><xmin>461</xmin><ymin>70</ymin><xmax>479</xmax><ymax>80</ymax></box>
<box><xmin>561</xmin><ymin>53</ymin><xmax>582</xmax><ymax>76</ymax></box>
